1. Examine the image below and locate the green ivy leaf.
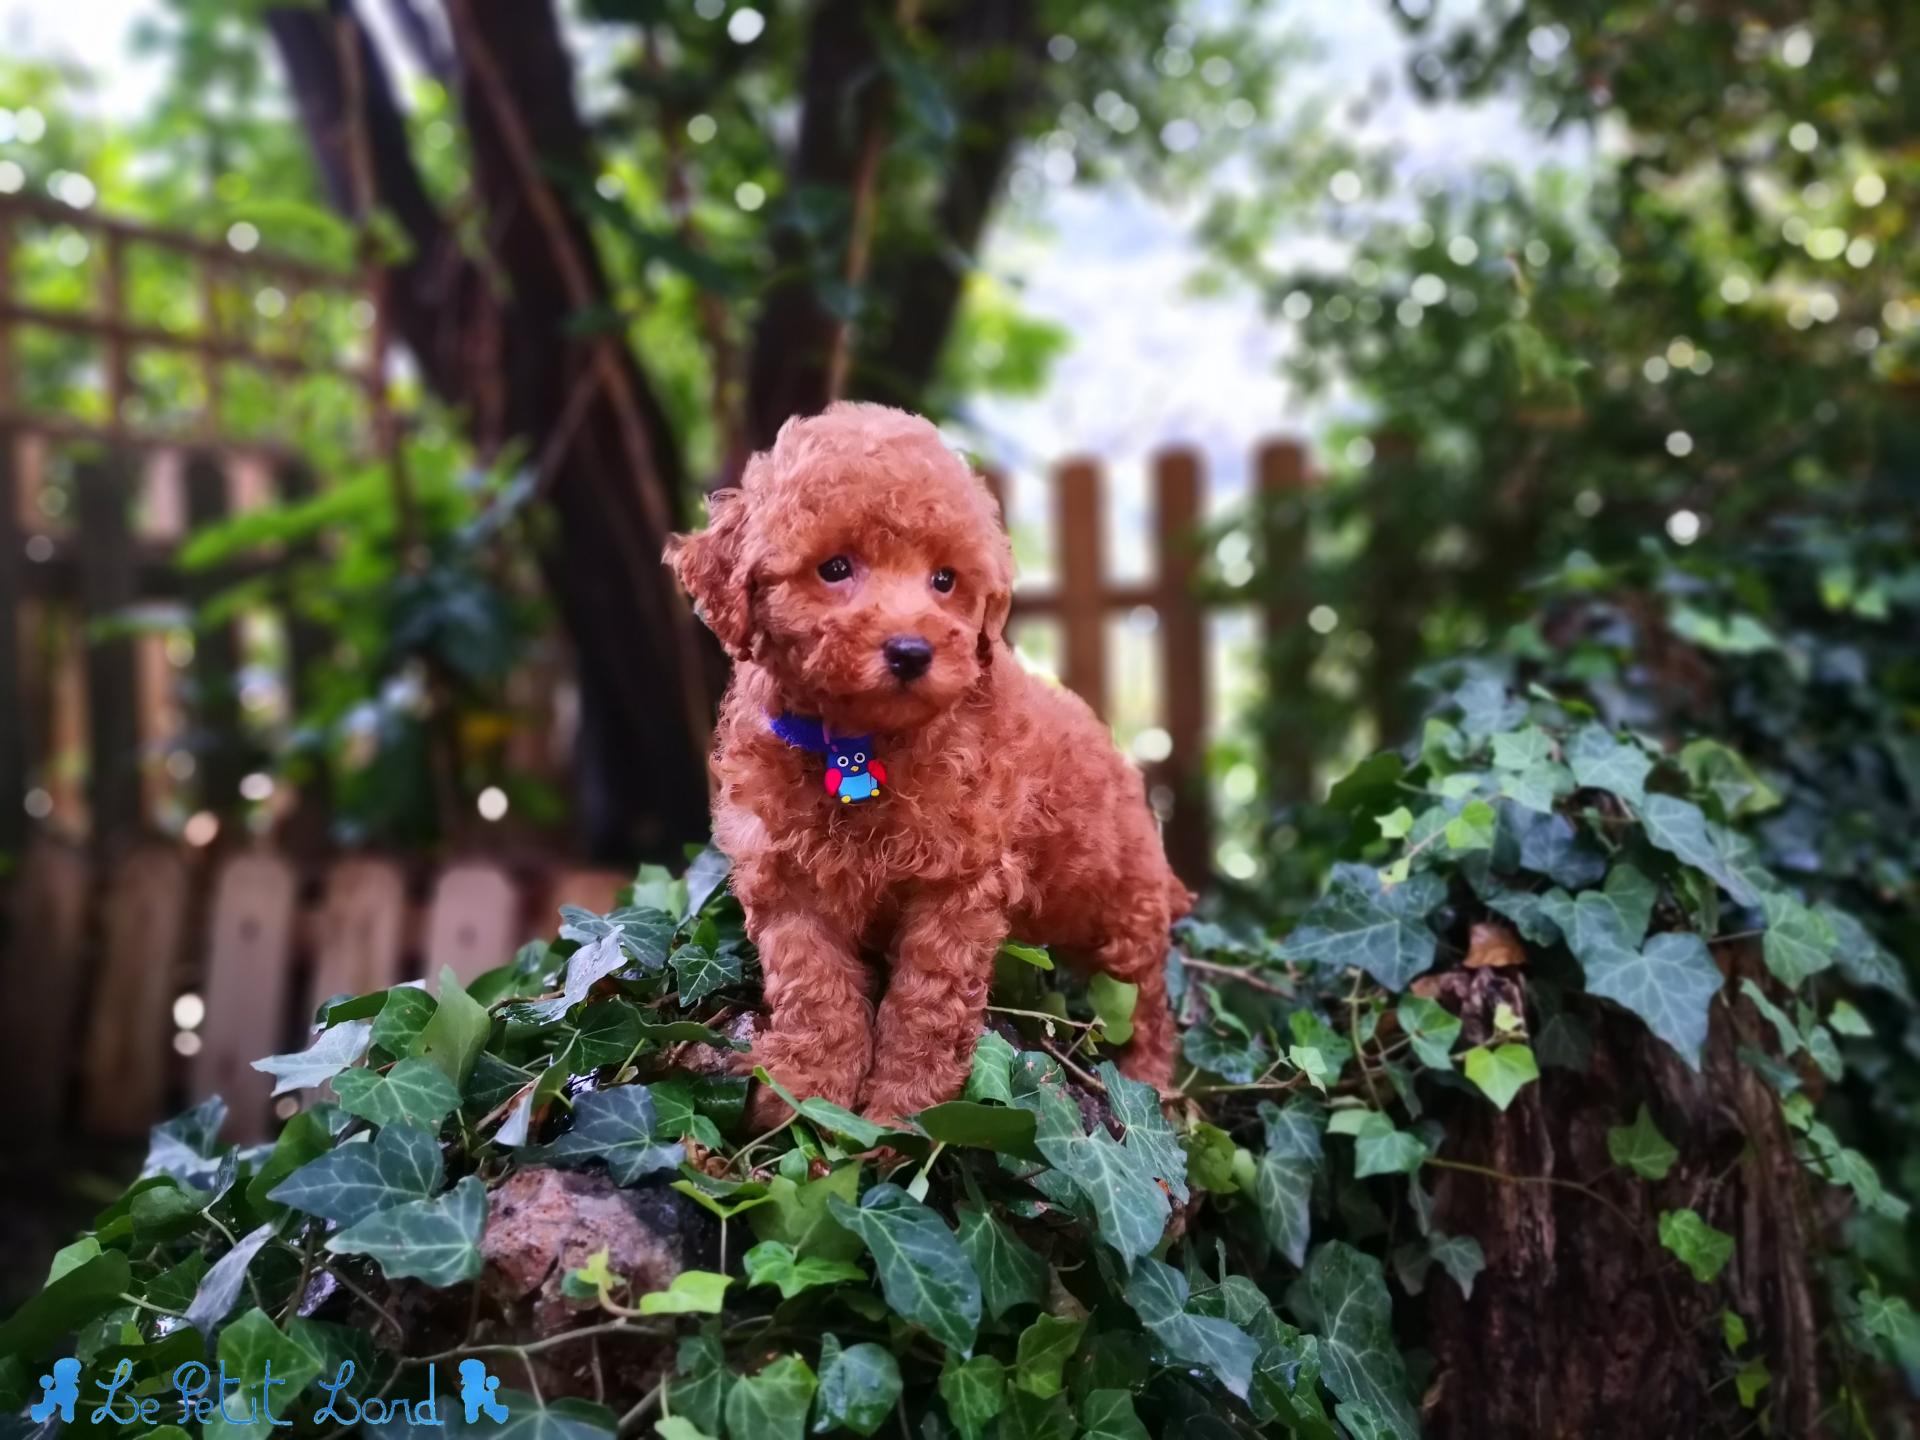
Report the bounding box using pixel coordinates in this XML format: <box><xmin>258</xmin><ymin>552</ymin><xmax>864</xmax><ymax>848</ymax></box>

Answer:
<box><xmin>1283</xmin><ymin>863</ymin><xmax>1446</xmax><ymax>991</ymax></box>
<box><xmin>1498</xmin><ymin>761</ymin><xmax>1575</xmax><ymax>814</ymax></box>
<box><xmin>245</xmin><ymin>1106</ymin><xmax>338</xmax><ymax>1215</ymax></box>
<box><xmin>1658</xmin><ymin>1208</ymin><xmax>1734</xmax><ymax>1284</ymax></box>
<box><xmin>1099</xmin><ymin>1060</ymin><xmax>1189</xmax><ymax>1202</ymax></box>
<box><xmin>1607</xmin><ymin>1104</ymin><xmax>1678</xmax><ymax>1180</ymax></box>
<box><xmin>1010</xmin><ymin>1053</ymin><xmax>1171</xmax><ymax>1264</ymax></box>
<box><xmin>1462</xmin><ymin>1044</ymin><xmax>1539</xmax><ymax>1112</ymax></box>
<box><xmin>1676</xmin><ymin>739</ymin><xmax>1778</xmax><ymax>819</ymax></box>
<box><xmin>1013</xmin><ymin>1313</ymin><xmax>1085</xmax><ymax>1397</ymax></box>
<box><xmin>183</xmin><ymin>1222</ymin><xmax>277</xmax><ymax>1335</ymax></box>
<box><xmin>418</xmin><ymin>967</ymin><xmax>492</xmax><ymax>1088</ymax></box>
<box><xmin>964</xmin><ymin>1030</ymin><xmax>1018</xmax><ymax>1105</ymax></box>
<box><xmin>1759</xmin><ymin>893</ymin><xmax>1835</xmax><ymax>987</ymax></box>
<box><xmin>327</xmin><ymin>1175</ymin><xmax>487</xmax><ymax>1287</ymax></box>
<box><xmin>1376</xmin><ymin>806</ymin><xmax>1414</xmax><ymax>840</ymax></box>
<box><xmin>1444</xmin><ymin>799</ymin><xmax>1499</xmax><ymax>851</ymax></box>
<box><xmin>250</xmin><ymin>1019</ymin><xmax>373</xmax><ymax>1097</ymax></box>
<box><xmin>938</xmin><ymin>1355</ymin><xmax>1006</xmax><ymax>1440</ymax></box>
<box><xmin>1512</xmin><ymin>808</ymin><xmax>1608</xmax><ymax>889</ymax></box>
<box><xmin>1079</xmin><ymin>1390</ymin><xmax>1151</xmax><ymax>1440</ymax></box>
<box><xmin>1251</xmin><ymin>1098</ymin><xmax>1324</xmax><ymax>1267</ymax></box>
<box><xmin>723</xmin><ymin>1354</ymin><xmax>817</xmax><ymax>1440</ymax></box>
<box><xmin>668</xmin><ymin>1335</ymin><xmax>732</xmax><ymax>1436</ymax></box>
<box><xmin>1566</xmin><ymin>725</ymin><xmax>1653</xmax><ymax>805</ymax></box>
<box><xmin>741</xmin><ymin>1241</ymin><xmax>865</xmax><ymax>1301</ymax></box>
<box><xmin>813</xmin><ymin>1336</ymin><xmax>900</xmax><ymax>1438</ymax></box>
<box><xmin>1453</xmin><ymin>677</ymin><xmax>1526</xmax><ymax>741</ymax></box>
<box><xmin>682</xmin><ymin>845</ymin><xmax>732</xmax><ymax>919</ymax></box>
<box><xmin>371</xmin><ymin>985</ymin><xmax>436</xmax><ymax>1056</ymax></box>
<box><xmin>0</xmin><ymin>1248</ymin><xmax>131</xmax><ymax>1358</ymax></box>
<box><xmin>1089</xmin><ymin>974</ymin><xmax>1138</xmax><ymax>1044</ymax></box>
<box><xmin>912</xmin><ymin>1101</ymin><xmax>1042</xmax><ymax>1162</ymax></box>
<box><xmin>1000</xmin><ymin>941</ymin><xmax>1054</xmax><ymax>970</ymax></box>
<box><xmin>1124</xmin><ymin>1257</ymin><xmax>1258</xmax><ymax>1399</ymax></box>
<box><xmin>954</xmin><ymin>1206</ymin><xmax>1047</xmax><ymax>1321</ymax></box>
<box><xmin>560</xmin><ymin>905</ymin><xmax>674</xmax><ymax>971</ymax></box>
<box><xmin>1395</xmin><ymin>995</ymin><xmax>1461</xmax><ymax>1070</ymax></box>
<box><xmin>999</xmin><ymin>1388</ymin><xmax>1073</xmax><ymax>1440</ymax></box>
<box><xmin>1491</xmin><ymin>725</ymin><xmax>1555</xmax><ymax>770</ymax></box>
<box><xmin>206</xmin><ymin>1308</ymin><xmax>324</xmax><ymax>1440</ymax></box>
<box><xmin>1429</xmin><ymin>1235</ymin><xmax>1485</xmax><ymax>1299</ymax></box>
<box><xmin>1328</xmin><ymin>1109</ymin><xmax>1428</xmax><ymax>1176</ymax></box>
<box><xmin>637</xmin><ymin>1270</ymin><xmax>730</xmax><ymax>1315</ymax></box>
<box><xmin>1288</xmin><ymin>1008</ymin><xmax>1353</xmax><ymax>1093</ymax></box>
<box><xmin>523</xmin><ymin>1085</ymin><xmax>684</xmax><ymax>1185</ymax></box>
<box><xmin>1640</xmin><ymin>795</ymin><xmax>1762</xmax><ymax>906</ymax></box>
<box><xmin>1859</xmin><ymin>1291</ymin><xmax>1920</xmax><ymax>1369</ymax></box>
<box><xmin>746</xmin><ymin>1165</ymin><xmax>864</xmax><ymax>1262</ymax></box>
<box><xmin>479</xmin><ymin>1396</ymin><xmax>619</xmax><ymax>1440</ymax></box>
<box><xmin>1294</xmin><ymin>1242</ymin><xmax>1420</xmax><ymax>1440</ymax></box>
<box><xmin>672</xmin><ymin>943</ymin><xmax>743</xmax><ymax>1007</ymax></box>
<box><xmin>1578</xmin><ymin>929</ymin><xmax>1723</xmax><ymax>1071</ymax></box>
<box><xmin>269</xmin><ymin>1123</ymin><xmax>443</xmax><ymax>1226</ymax></box>
<box><xmin>332</xmin><ymin>1057</ymin><xmax>461</xmax><ymax>1130</ymax></box>
<box><xmin>828</xmin><ymin>1183</ymin><xmax>981</xmax><ymax>1353</ymax></box>
<box><xmin>755</xmin><ymin>1069</ymin><xmax>895</xmax><ymax>1149</ymax></box>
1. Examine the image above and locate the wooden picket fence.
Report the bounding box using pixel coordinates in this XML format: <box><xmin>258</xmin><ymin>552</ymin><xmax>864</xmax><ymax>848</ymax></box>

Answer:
<box><xmin>0</xmin><ymin>194</ymin><xmax>1327</xmax><ymax>1144</ymax></box>
<box><xmin>3</xmin><ymin>837</ymin><xmax>632</xmax><ymax>1144</ymax></box>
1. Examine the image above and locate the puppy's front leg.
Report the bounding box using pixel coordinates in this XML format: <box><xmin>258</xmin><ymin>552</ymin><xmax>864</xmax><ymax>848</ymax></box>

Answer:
<box><xmin>860</xmin><ymin>884</ymin><xmax>1005</xmax><ymax>1124</ymax></box>
<box><xmin>747</xmin><ymin>908</ymin><xmax>874</xmax><ymax>1130</ymax></box>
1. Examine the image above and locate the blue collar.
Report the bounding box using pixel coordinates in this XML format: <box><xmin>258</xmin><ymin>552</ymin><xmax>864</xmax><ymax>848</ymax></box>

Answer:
<box><xmin>769</xmin><ymin>711</ymin><xmax>830</xmax><ymax>752</ymax></box>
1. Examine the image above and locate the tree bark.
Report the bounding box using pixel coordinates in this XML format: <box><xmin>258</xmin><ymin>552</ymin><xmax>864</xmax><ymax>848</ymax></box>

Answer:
<box><xmin>1418</xmin><ymin>958</ymin><xmax>1824</xmax><ymax>1438</ymax></box>
<box><xmin>848</xmin><ymin>0</ymin><xmax>1042</xmax><ymax>410</ymax></box>
<box><xmin>266</xmin><ymin>0</ymin><xmax>716</xmax><ymax>862</ymax></box>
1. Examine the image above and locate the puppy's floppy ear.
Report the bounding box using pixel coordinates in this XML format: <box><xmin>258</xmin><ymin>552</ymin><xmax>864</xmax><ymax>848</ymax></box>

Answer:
<box><xmin>976</xmin><ymin>528</ymin><xmax>1014</xmax><ymax>666</ymax></box>
<box><xmin>665</xmin><ymin>488</ymin><xmax>754</xmax><ymax>660</ymax></box>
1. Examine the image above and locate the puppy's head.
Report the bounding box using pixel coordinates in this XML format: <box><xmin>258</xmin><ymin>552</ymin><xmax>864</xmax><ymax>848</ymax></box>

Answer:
<box><xmin>667</xmin><ymin>403</ymin><xmax>1012</xmax><ymax>734</ymax></box>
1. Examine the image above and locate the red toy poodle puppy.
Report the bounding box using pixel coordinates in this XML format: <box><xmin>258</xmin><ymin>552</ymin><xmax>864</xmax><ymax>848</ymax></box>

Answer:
<box><xmin>667</xmin><ymin>403</ymin><xmax>1189</xmax><ymax>1126</ymax></box>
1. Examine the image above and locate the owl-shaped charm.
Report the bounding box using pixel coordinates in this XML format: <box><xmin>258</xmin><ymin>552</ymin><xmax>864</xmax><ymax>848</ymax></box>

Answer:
<box><xmin>824</xmin><ymin>735</ymin><xmax>887</xmax><ymax>804</ymax></box>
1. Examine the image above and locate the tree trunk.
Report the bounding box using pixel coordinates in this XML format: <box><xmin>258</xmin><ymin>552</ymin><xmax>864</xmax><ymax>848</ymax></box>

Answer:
<box><xmin>1419</xmin><ymin>956</ymin><xmax>1823</xmax><ymax>1437</ymax></box>
<box><xmin>266</xmin><ymin>0</ymin><xmax>716</xmax><ymax>862</ymax></box>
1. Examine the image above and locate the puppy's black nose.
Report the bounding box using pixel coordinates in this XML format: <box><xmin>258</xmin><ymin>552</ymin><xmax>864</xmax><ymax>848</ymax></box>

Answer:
<box><xmin>883</xmin><ymin>635</ymin><xmax>933</xmax><ymax>681</ymax></box>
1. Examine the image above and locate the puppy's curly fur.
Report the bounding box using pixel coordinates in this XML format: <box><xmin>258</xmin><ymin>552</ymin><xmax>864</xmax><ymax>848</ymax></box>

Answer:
<box><xmin>667</xmin><ymin>403</ymin><xmax>1189</xmax><ymax>1124</ymax></box>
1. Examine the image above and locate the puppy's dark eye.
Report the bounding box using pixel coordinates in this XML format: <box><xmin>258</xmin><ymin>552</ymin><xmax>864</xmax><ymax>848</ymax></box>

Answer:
<box><xmin>931</xmin><ymin>567</ymin><xmax>956</xmax><ymax>593</ymax></box>
<box><xmin>818</xmin><ymin>555</ymin><xmax>853</xmax><ymax>583</ymax></box>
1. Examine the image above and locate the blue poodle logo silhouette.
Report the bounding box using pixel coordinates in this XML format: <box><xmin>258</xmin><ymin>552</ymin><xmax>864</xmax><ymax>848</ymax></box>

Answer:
<box><xmin>458</xmin><ymin>1359</ymin><xmax>510</xmax><ymax>1425</ymax></box>
<box><xmin>31</xmin><ymin>1357</ymin><xmax>81</xmax><ymax>1424</ymax></box>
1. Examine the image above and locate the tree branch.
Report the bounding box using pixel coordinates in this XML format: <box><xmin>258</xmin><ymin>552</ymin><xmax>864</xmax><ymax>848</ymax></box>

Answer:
<box><xmin>849</xmin><ymin>0</ymin><xmax>1043</xmax><ymax>409</ymax></box>
<box><xmin>741</xmin><ymin>0</ymin><xmax>897</xmax><ymax>457</ymax></box>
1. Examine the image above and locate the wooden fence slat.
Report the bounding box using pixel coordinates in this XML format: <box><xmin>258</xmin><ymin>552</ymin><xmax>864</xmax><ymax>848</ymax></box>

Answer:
<box><xmin>1153</xmin><ymin>448</ymin><xmax>1210</xmax><ymax>885</ymax></box>
<box><xmin>0</xmin><ymin>428</ymin><xmax>23</xmax><ymax>862</ymax></box>
<box><xmin>1056</xmin><ymin>458</ymin><xmax>1106</xmax><ymax>714</ymax></box>
<box><xmin>83</xmin><ymin>843</ymin><xmax>189</xmax><ymax>1136</ymax></box>
<box><xmin>425</xmin><ymin>862</ymin><xmax>521</xmax><ymax>986</ymax></box>
<box><xmin>182</xmin><ymin>450</ymin><xmax>244</xmax><ymax>817</ymax></box>
<box><xmin>2</xmin><ymin>839</ymin><xmax>91</xmax><ymax>1134</ymax></box>
<box><xmin>1258</xmin><ymin>439</ymin><xmax>1314</xmax><ymax>802</ymax></box>
<box><xmin>76</xmin><ymin>448</ymin><xmax>142</xmax><ymax>843</ymax></box>
<box><xmin>194</xmin><ymin>851</ymin><xmax>297</xmax><ymax>1142</ymax></box>
<box><xmin>307</xmin><ymin>857</ymin><xmax>408</xmax><ymax>1021</ymax></box>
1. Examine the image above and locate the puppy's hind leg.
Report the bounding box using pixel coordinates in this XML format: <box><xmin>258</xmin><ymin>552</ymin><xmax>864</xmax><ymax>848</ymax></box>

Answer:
<box><xmin>1095</xmin><ymin>901</ymin><xmax>1177</xmax><ymax>1093</ymax></box>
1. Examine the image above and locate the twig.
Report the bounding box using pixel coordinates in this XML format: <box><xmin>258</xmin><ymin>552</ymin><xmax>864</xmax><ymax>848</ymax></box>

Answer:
<box><xmin>1180</xmin><ymin>956</ymin><xmax>1294</xmax><ymax>996</ymax></box>
<box><xmin>407</xmin><ymin>1319</ymin><xmax>672</xmax><ymax>1367</ymax></box>
<box><xmin>618</xmin><ymin>1379</ymin><xmax>665</xmax><ymax>1437</ymax></box>
<box><xmin>1039</xmin><ymin>1035</ymin><xmax>1107</xmax><ymax>1093</ymax></box>
<box><xmin>986</xmin><ymin>1005</ymin><xmax>1097</xmax><ymax>1031</ymax></box>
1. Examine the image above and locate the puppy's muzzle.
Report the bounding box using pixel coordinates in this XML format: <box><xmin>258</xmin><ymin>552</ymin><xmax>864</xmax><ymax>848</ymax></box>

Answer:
<box><xmin>883</xmin><ymin>635</ymin><xmax>933</xmax><ymax>682</ymax></box>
